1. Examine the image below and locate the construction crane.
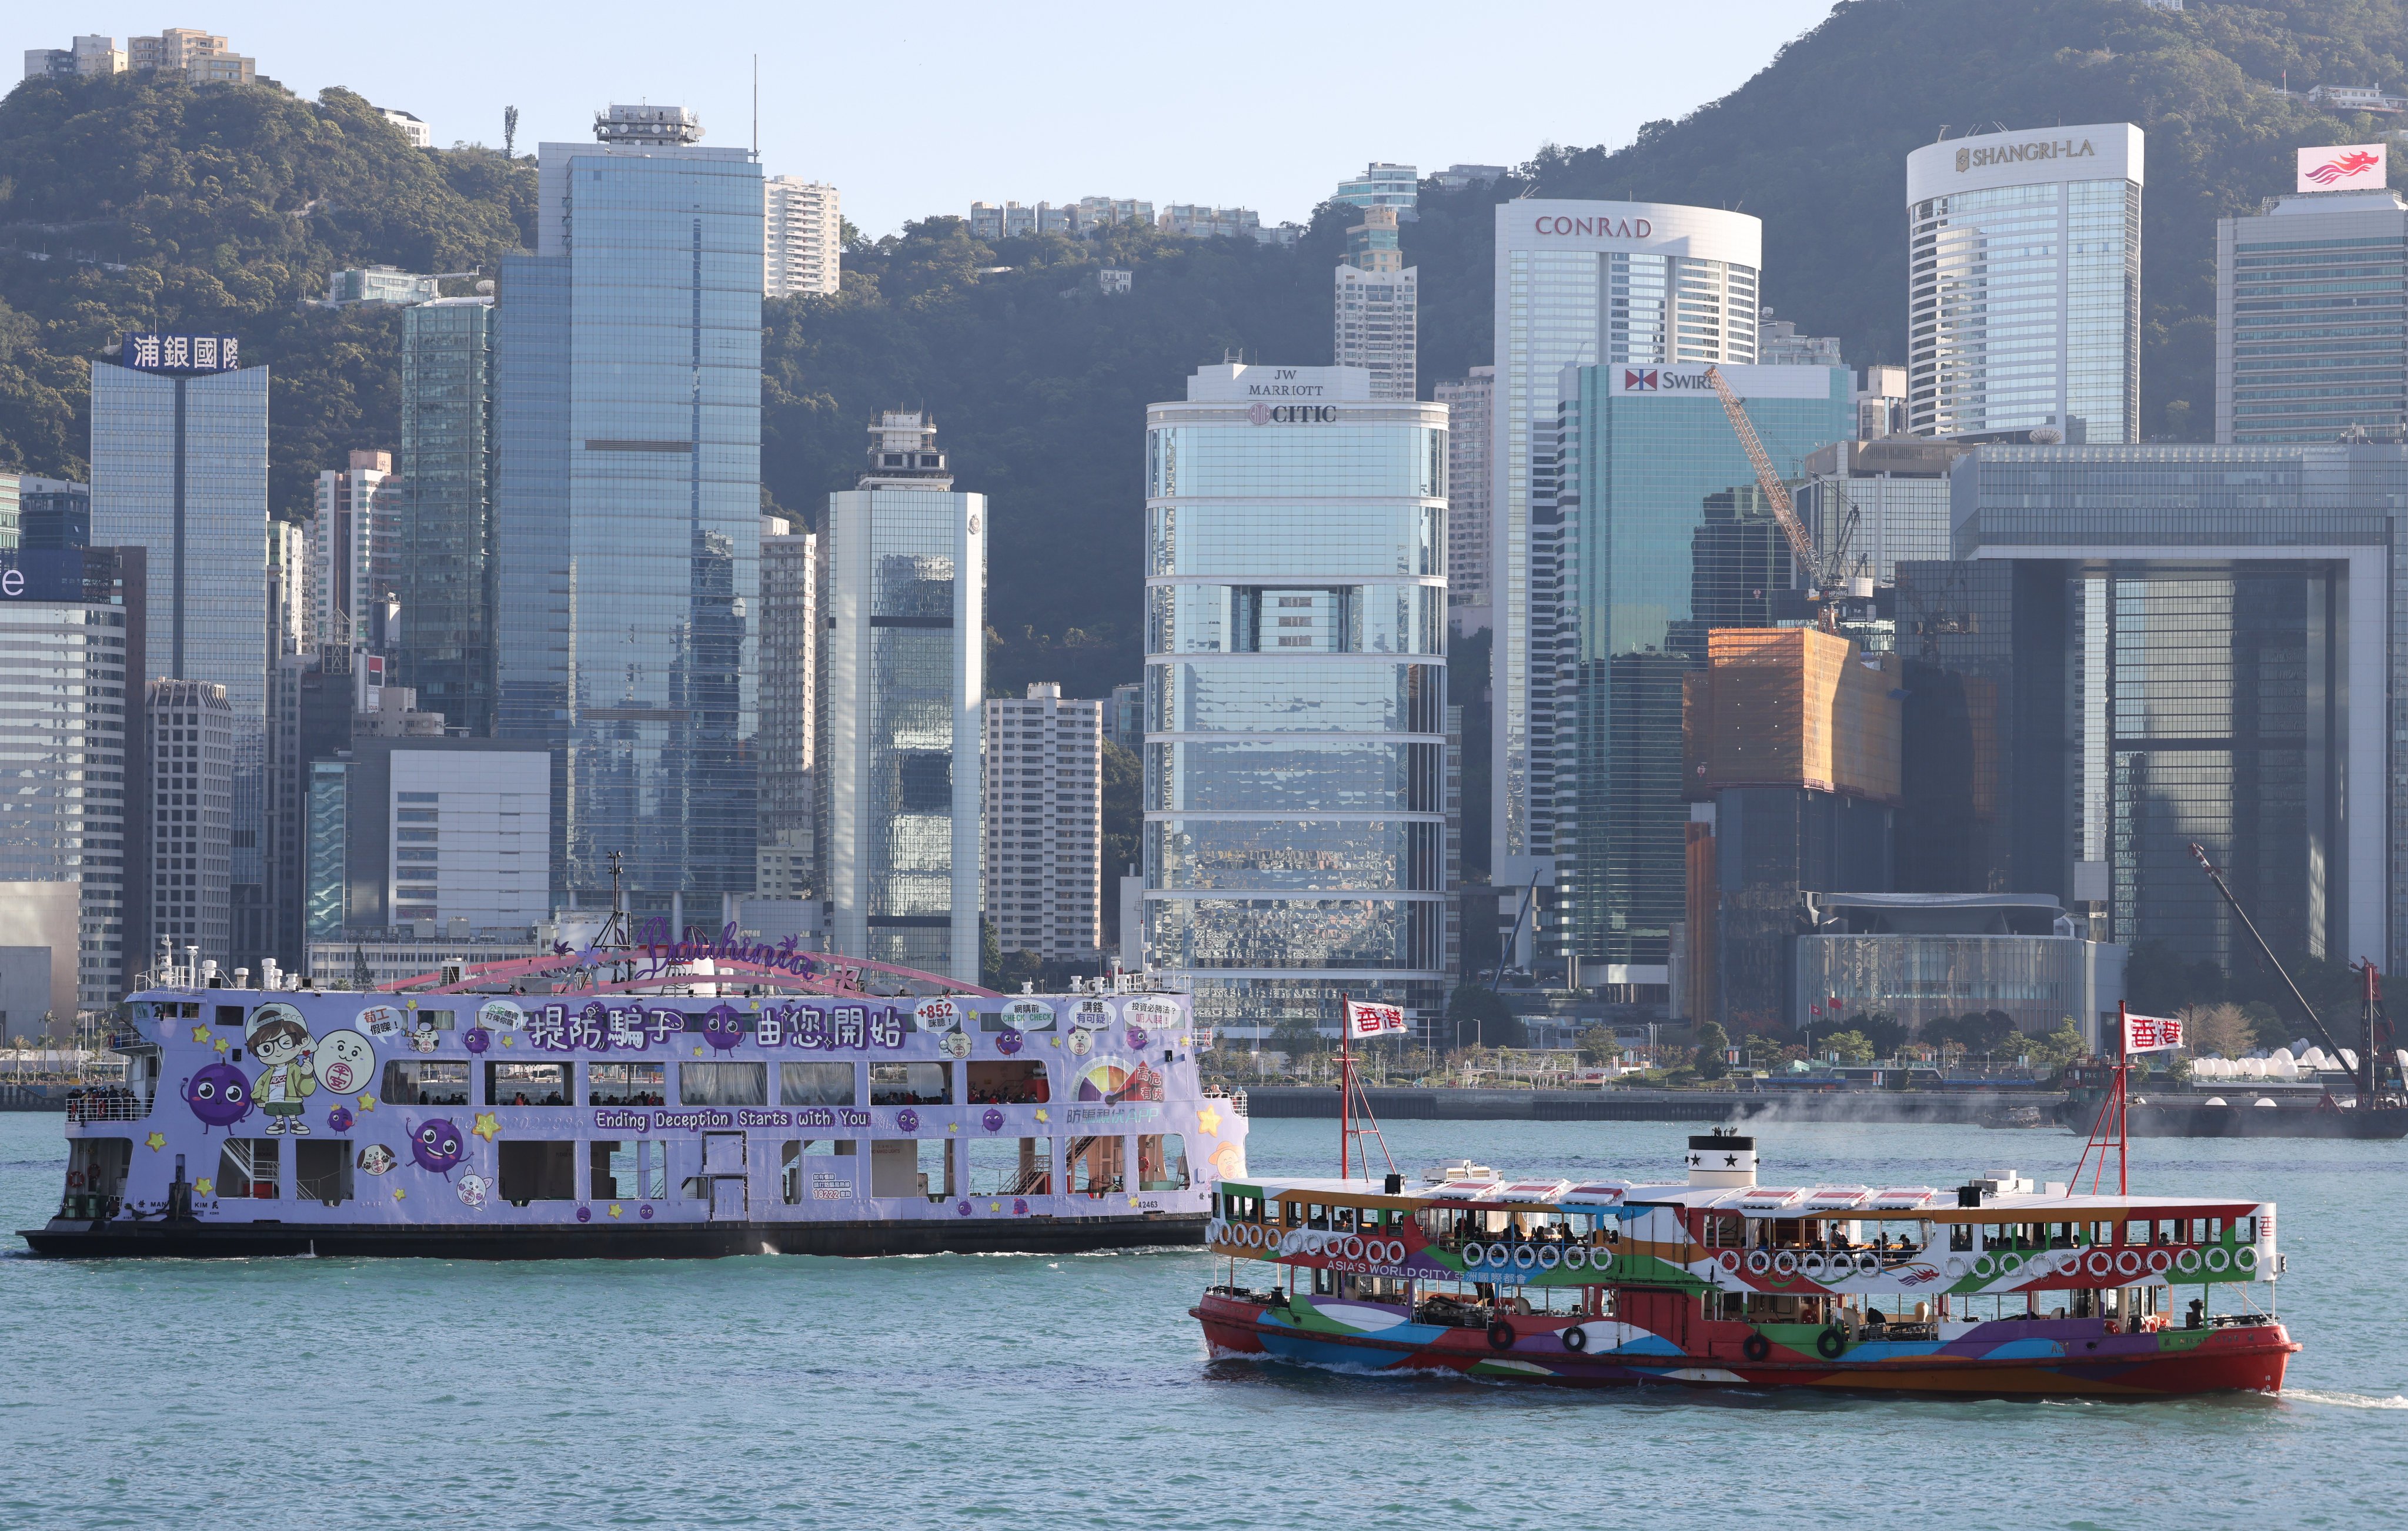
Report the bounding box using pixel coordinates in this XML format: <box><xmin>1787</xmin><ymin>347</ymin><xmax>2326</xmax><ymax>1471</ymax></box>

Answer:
<box><xmin>1705</xmin><ymin>365</ymin><xmax>1869</xmax><ymax>630</ymax></box>
<box><xmin>2188</xmin><ymin>841</ymin><xmax>2379</xmax><ymax>1108</ymax></box>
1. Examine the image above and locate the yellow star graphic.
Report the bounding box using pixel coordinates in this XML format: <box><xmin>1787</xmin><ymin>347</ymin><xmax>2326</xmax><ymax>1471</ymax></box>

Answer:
<box><xmin>393</xmin><ymin>1187</ymin><xmax>407</xmax><ymax>1200</ymax></box>
<box><xmin>356</xmin><ymin>1093</ymin><xmax>377</xmax><ymax>1112</ymax></box>
<box><xmin>189</xmin><ymin>1025</ymin><xmax>211</xmax><ymax>1044</ymax></box>
<box><xmin>990</xmin><ymin>1201</ymin><xmax>1002</xmax><ymax>1212</ymax></box>
<box><xmin>471</xmin><ymin>1112</ymin><xmax>500</xmax><ymax>1141</ymax></box>
<box><xmin>144</xmin><ymin>1131</ymin><xmax>167</xmax><ymax>1152</ymax></box>
<box><xmin>693</xmin><ymin>1045</ymin><xmax>706</xmax><ymax>1057</ymax></box>
<box><xmin>947</xmin><ymin>1122</ymin><xmax>958</xmax><ymax>1134</ymax></box>
<box><xmin>1049</xmin><ymin>1037</ymin><xmax>1061</xmax><ymax>1047</ymax></box>
<box><xmin>1197</xmin><ymin>1105</ymin><xmax>1223</xmax><ymax>1137</ymax></box>
<box><xmin>609</xmin><ymin>1203</ymin><xmax>623</xmax><ymax>1219</ymax></box>
<box><xmin>213</xmin><ymin>1038</ymin><xmax>229</xmax><ymax>1053</ymax></box>
<box><xmin>500</xmin><ymin>1034</ymin><xmax>516</xmax><ymax>1047</ymax></box>
<box><xmin>1128</xmin><ymin>1195</ymin><xmax>1140</xmax><ymax>1208</ymax></box>
<box><xmin>1034</xmin><ymin>1108</ymin><xmax>1049</xmax><ymax>1122</ymax></box>
<box><xmin>193</xmin><ymin>1177</ymin><xmax>213</xmax><ymax>1196</ymax></box>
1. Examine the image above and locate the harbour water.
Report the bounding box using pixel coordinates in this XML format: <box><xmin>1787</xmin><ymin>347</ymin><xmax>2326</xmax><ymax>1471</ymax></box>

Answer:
<box><xmin>4</xmin><ymin>1110</ymin><xmax>2404</xmax><ymax>1527</ymax></box>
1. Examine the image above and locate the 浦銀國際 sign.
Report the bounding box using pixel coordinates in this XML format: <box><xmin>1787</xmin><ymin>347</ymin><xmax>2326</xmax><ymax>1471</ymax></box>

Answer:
<box><xmin>120</xmin><ymin>333</ymin><xmax>241</xmax><ymax>373</ymax></box>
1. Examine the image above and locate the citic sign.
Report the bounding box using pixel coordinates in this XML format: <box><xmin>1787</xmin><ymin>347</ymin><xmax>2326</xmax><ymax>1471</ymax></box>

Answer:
<box><xmin>1247</xmin><ymin>403</ymin><xmax>1338</xmax><ymax>424</ymax></box>
<box><xmin>1533</xmin><ymin>214</ymin><xmax>1653</xmax><ymax>239</ymax></box>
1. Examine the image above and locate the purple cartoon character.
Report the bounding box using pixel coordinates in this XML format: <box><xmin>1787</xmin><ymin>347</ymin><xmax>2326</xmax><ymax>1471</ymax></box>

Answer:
<box><xmin>409</xmin><ymin>1118</ymin><xmax>466</xmax><ymax>1178</ymax></box>
<box><xmin>700</xmin><ymin>1005</ymin><xmax>745</xmax><ymax>1055</ymax></box>
<box><xmin>182</xmin><ymin>1062</ymin><xmax>254</xmax><ymax>1133</ymax></box>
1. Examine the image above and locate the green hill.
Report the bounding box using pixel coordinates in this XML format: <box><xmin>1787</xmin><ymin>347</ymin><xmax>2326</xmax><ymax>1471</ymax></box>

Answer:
<box><xmin>6</xmin><ymin>1</ymin><xmax>2408</xmax><ymax>700</ymax></box>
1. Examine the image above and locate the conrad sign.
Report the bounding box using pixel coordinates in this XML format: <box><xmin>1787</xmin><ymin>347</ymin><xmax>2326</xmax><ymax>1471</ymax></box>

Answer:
<box><xmin>1532</xmin><ymin>213</ymin><xmax>1653</xmax><ymax>239</ymax></box>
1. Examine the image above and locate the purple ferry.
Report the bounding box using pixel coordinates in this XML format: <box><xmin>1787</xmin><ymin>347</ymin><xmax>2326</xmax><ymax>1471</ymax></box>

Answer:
<box><xmin>21</xmin><ymin>945</ymin><xmax>1244</xmax><ymax>1259</ymax></box>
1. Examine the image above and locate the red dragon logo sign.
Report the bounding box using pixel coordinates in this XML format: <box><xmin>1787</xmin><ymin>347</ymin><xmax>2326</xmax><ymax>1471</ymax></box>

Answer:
<box><xmin>2305</xmin><ymin>149</ymin><xmax>2383</xmax><ymax>185</ymax></box>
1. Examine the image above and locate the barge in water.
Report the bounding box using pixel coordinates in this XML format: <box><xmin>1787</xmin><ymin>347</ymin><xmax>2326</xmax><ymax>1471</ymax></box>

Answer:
<box><xmin>22</xmin><ymin>945</ymin><xmax>1243</xmax><ymax>1259</ymax></box>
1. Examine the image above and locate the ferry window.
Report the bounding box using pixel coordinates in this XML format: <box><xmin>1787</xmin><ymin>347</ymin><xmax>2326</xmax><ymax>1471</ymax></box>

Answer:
<box><xmin>2239</xmin><ymin>1216</ymin><xmax>2256</xmax><ymax>1243</ymax></box>
<box><xmin>380</xmin><ymin>1059</ymin><xmax>469</xmax><ymax>1107</ymax></box>
<box><xmin>216</xmin><ymin>1138</ymin><xmax>279</xmax><ymax>1199</ymax></box>
<box><xmin>487</xmin><ymin>1062</ymin><xmax>571</xmax><ymax>1106</ymax></box>
<box><xmin>67</xmin><ymin>1138</ymin><xmax>133</xmax><ymax>1201</ymax></box>
<box><xmin>1138</xmin><ymin>1133</ymin><xmax>1189</xmax><ymax>1191</ymax></box>
<box><xmin>869</xmin><ymin>1062</ymin><xmax>952</xmax><ymax>1107</ymax></box>
<box><xmin>497</xmin><ymin>1141</ymin><xmax>575</xmax><ymax>1204</ymax></box>
<box><xmin>1067</xmin><ymin>1134</ymin><xmax>1125</xmax><ymax>1195</ymax></box>
<box><xmin>781</xmin><ymin>1139</ymin><xmax>859</xmax><ymax>1204</ymax></box>
<box><xmin>1950</xmin><ymin>1223</ymin><xmax>1973</xmax><ymax>1252</ymax></box>
<box><xmin>590</xmin><ymin>1140</ymin><xmax>666</xmax><ymax>1201</ymax></box>
<box><xmin>967</xmin><ymin>1135</ymin><xmax>1053</xmax><ymax>1195</ymax></box>
<box><xmin>966</xmin><ymin>1059</ymin><xmax>1048</xmax><ymax>1104</ymax></box>
<box><xmin>680</xmin><ymin>1062</ymin><xmax>768</xmax><ymax>1107</ymax></box>
<box><xmin>869</xmin><ymin>1139</ymin><xmax>927</xmax><ymax>1197</ymax></box>
<box><xmin>916</xmin><ymin>1138</ymin><xmax>954</xmax><ymax>1201</ymax></box>
<box><xmin>780</xmin><ymin>1062</ymin><xmax>856</xmax><ymax>1107</ymax></box>
<box><xmin>587</xmin><ymin>1062</ymin><xmax>666</xmax><ymax>1106</ymax></box>
<box><xmin>294</xmin><ymin>1139</ymin><xmax>353</xmax><ymax>1205</ymax></box>
<box><xmin>418</xmin><ymin>1009</ymin><xmax>456</xmax><ymax>1030</ymax></box>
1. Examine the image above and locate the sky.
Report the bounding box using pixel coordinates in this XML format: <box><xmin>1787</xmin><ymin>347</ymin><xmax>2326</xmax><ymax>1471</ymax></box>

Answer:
<box><xmin>19</xmin><ymin>1</ymin><xmax>1836</xmax><ymax>235</ymax></box>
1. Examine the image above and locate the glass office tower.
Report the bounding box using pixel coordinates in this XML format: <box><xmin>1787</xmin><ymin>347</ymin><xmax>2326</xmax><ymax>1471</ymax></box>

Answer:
<box><xmin>1489</xmin><ymin>201</ymin><xmax>1762</xmax><ymax>893</ymax></box>
<box><xmin>90</xmin><ymin>346</ymin><xmax>268</xmax><ymax>968</ymax></box>
<box><xmin>1562</xmin><ymin>362</ymin><xmax>1853</xmax><ymax>971</ymax></box>
<box><xmin>1143</xmin><ymin>364</ymin><xmax>1448</xmax><ymax>1038</ymax></box>
<box><xmin>2217</xmin><ymin>188</ymin><xmax>2408</xmax><ymax>443</ymax></box>
<box><xmin>399</xmin><ymin>295</ymin><xmax>497</xmax><ymax>735</ymax></box>
<box><xmin>495</xmin><ymin>105</ymin><xmax>762</xmax><ymax>907</ymax></box>
<box><xmin>1906</xmin><ymin>124</ymin><xmax>2143</xmax><ymax>443</ymax></box>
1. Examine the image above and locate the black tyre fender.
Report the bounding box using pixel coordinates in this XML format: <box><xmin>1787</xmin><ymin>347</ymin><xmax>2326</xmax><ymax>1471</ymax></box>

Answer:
<box><xmin>1487</xmin><ymin>1319</ymin><xmax>1517</xmax><ymax>1351</ymax></box>
<box><xmin>1742</xmin><ymin>1331</ymin><xmax>1772</xmax><ymax>1363</ymax></box>
<box><xmin>1561</xmin><ymin>1322</ymin><xmax>1589</xmax><ymax>1353</ymax></box>
<box><xmin>1815</xmin><ymin>1325</ymin><xmax>1847</xmax><ymax>1360</ymax></box>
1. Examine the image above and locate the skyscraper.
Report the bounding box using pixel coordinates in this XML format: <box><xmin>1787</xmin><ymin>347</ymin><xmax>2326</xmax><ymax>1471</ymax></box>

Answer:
<box><xmin>399</xmin><ymin>294</ymin><xmax>497</xmax><ymax>735</ymax></box>
<box><xmin>1335</xmin><ymin>163</ymin><xmax>1418</xmax><ymax>216</ymax></box>
<box><xmin>0</xmin><ymin>547</ymin><xmax>145</xmax><ymax>1007</ymax></box>
<box><xmin>1490</xmin><ymin>202</ymin><xmax>1762</xmax><ymax>891</ymax></box>
<box><xmin>2217</xmin><ymin>180</ymin><xmax>2408</xmax><ymax>443</ymax></box>
<box><xmin>819</xmin><ymin>413</ymin><xmax>984</xmax><ymax>980</ymax></box>
<box><xmin>1334</xmin><ymin>205</ymin><xmax>1417</xmax><ymax>402</ymax></box>
<box><xmin>1433</xmin><ymin>367</ymin><xmax>1494</xmax><ymax>629</ymax></box>
<box><xmin>312</xmin><ymin>449</ymin><xmax>399</xmax><ymax>667</ymax></box>
<box><xmin>983</xmin><ymin>683</ymin><xmax>1103</xmax><ymax>963</ymax></box>
<box><xmin>1141</xmin><ymin>364</ymin><xmax>1448</xmax><ymax>1038</ymax></box>
<box><xmin>90</xmin><ymin>332</ymin><xmax>269</xmax><ymax>968</ymax></box>
<box><xmin>764</xmin><ymin>176</ymin><xmax>841</xmax><ymax>298</ymax></box>
<box><xmin>1906</xmin><ymin>124</ymin><xmax>2143</xmax><ymax>443</ymax></box>
<box><xmin>145</xmin><ymin>678</ymin><xmax>232</xmax><ymax>970</ymax></box>
<box><xmin>495</xmin><ymin>103</ymin><xmax>763</xmax><ymax>909</ymax></box>
<box><xmin>757</xmin><ymin>519</ymin><xmax>817</xmax><ymax>899</ymax></box>
<box><xmin>1559</xmin><ymin>362</ymin><xmax>1854</xmax><ymax>972</ymax></box>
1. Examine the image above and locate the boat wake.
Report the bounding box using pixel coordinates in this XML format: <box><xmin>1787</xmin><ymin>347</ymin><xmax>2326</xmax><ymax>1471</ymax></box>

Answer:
<box><xmin>2285</xmin><ymin>1388</ymin><xmax>2408</xmax><ymax>1410</ymax></box>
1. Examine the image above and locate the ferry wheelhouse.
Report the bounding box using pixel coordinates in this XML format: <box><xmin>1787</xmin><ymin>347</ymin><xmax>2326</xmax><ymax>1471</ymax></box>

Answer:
<box><xmin>22</xmin><ymin>941</ymin><xmax>1242</xmax><ymax>1259</ymax></box>
<box><xmin>1192</xmin><ymin>1133</ymin><xmax>2294</xmax><ymax>1397</ymax></box>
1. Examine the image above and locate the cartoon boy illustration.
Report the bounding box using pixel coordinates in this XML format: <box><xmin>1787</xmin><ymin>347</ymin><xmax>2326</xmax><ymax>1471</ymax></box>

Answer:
<box><xmin>246</xmin><ymin>1004</ymin><xmax>318</xmax><ymax>1136</ymax></box>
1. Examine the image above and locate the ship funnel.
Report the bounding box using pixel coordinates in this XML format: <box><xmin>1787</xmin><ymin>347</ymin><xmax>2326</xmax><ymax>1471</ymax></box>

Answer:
<box><xmin>1688</xmin><ymin>1131</ymin><xmax>1756</xmax><ymax>1188</ymax></box>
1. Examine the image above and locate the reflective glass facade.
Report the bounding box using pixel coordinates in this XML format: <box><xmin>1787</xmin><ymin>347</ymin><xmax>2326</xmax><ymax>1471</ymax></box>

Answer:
<box><xmin>2216</xmin><ymin>192</ymin><xmax>2408</xmax><ymax>443</ymax></box>
<box><xmin>495</xmin><ymin>135</ymin><xmax>762</xmax><ymax>905</ymax></box>
<box><xmin>399</xmin><ymin>297</ymin><xmax>497</xmax><ymax>736</ymax></box>
<box><xmin>1564</xmin><ymin>365</ymin><xmax>1853</xmax><ymax>967</ymax></box>
<box><xmin>1491</xmin><ymin>203</ymin><xmax>1761</xmax><ymax>874</ymax></box>
<box><xmin>1944</xmin><ymin>444</ymin><xmax>2408</xmax><ymax>974</ymax></box>
<box><xmin>1906</xmin><ymin>126</ymin><xmax>2142</xmax><ymax>443</ymax></box>
<box><xmin>1144</xmin><ymin>366</ymin><xmax>1447</xmax><ymax>1035</ymax></box>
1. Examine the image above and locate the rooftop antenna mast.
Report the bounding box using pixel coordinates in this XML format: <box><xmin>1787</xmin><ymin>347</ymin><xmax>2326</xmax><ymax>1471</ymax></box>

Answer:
<box><xmin>752</xmin><ymin>54</ymin><xmax>759</xmax><ymax>160</ymax></box>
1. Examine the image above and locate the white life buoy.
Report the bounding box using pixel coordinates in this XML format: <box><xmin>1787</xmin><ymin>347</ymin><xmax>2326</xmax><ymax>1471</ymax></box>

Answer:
<box><xmin>1205</xmin><ymin>1218</ymin><xmax>1225</xmax><ymax>1243</ymax></box>
<box><xmin>1565</xmin><ymin>1246</ymin><xmax>1588</xmax><ymax>1271</ymax></box>
<box><xmin>1342</xmin><ymin>1235</ymin><xmax>1365</xmax><ymax>1262</ymax></box>
<box><xmin>2207</xmin><ymin>1247</ymin><xmax>2230</xmax><ymax>1273</ymax></box>
<box><xmin>1773</xmin><ymin>1251</ymin><xmax>1799</xmax><ymax>1276</ymax></box>
<box><xmin>1461</xmin><ymin>1242</ymin><xmax>1488</xmax><ymax>1268</ymax></box>
<box><xmin>1281</xmin><ymin>1229</ymin><xmax>1307</xmax><ymax>1256</ymax></box>
<box><xmin>2176</xmin><ymin>1248</ymin><xmax>2202</xmax><ymax>1275</ymax></box>
<box><xmin>2235</xmin><ymin>1246</ymin><xmax>2259</xmax><ymax>1273</ymax></box>
<box><xmin>1746</xmin><ymin>1249</ymin><xmax>1772</xmax><ymax>1275</ymax></box>
<box><xmin>1945</xmin><ymin>1255</ymin><xmax>1966</xmax><ymax>1279</ymax></box>
<box><xmin>1387</xmin><ymin>1239</ymin><xmax>1409</xmax><ymax>1266</ymax></box>
<box><xmin>2000</xmin><ymin>1252</ymin><xmax>2023</xmax><ymax>1275</ymax></box>
<box><xmin>2147</xmin><ymin>1248</ymin><xmax>2172</xmax><ymax>1275</ymax></box>
<box><xmin>2085</xmin><ymin>1251</ymin><xmax>2113</xmax><ymax>1279</ymax></box>
<box><xmin>1801</xmin><ymin>1252</ymin><xmax>1826</xmax><ymax>1280</ymax></box>
<box><xmin>1718</xmin><ymin>1249</ymin><xmax>1742</xmax><ymax>1273</ymax></box>
<box><xmin>1972</xmin><ymin>1255</ymin><xmax>1995</xmax><ymax>1279</ymax></box>
<box><xmin>1514</xmin><ymin>1243</ymin><xmax>1539</xmax><ymax>1271</ymax></box>
<box><xmin>1538</xmin><ymin>1244</ymin><xmax>1562</xmax><ymax>1270</ymax></box>
<box><xmin>1856</xmin><ymin>1251</ymin><xmax>1882</xmax><ymax>1278</ymax></box>
<box><xmin>2116</xmin><ymin>1250</ymin><xmax>2143</xmax><ymax>1279</ymax></box>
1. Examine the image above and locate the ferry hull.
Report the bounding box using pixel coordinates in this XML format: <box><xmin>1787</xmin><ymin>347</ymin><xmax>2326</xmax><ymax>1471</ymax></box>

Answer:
<box><xmin>22</xmin><ymin>1211</ymin><xmax>1205</xmax><ymax>1261</ymax></box>
<box><xmin>1191</xmin><ymin>1295</ymin><xmax>2295</xmax><ymax>1399</ymax></box>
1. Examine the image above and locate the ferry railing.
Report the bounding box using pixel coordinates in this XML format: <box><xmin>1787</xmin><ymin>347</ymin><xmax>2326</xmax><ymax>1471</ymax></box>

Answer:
<box><xmin>65</xmin><ymin>1088</ymin><xmax>151</xmax><ymax>1124</ymax></box>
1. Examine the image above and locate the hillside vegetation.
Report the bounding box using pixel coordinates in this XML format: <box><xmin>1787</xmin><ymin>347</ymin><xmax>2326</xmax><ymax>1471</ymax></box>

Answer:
<box><xmin>6</xmin><ymin>1</ymin><xmax>2408</xmax><ymax>696</ymax></box>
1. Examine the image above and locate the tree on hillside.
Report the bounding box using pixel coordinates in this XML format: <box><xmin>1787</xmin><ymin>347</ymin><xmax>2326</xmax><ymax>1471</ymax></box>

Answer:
<box><xmin>1694</xmin><ymin>1021</ymin><xmax>1732</xmax><ymax>1080</ymax></box>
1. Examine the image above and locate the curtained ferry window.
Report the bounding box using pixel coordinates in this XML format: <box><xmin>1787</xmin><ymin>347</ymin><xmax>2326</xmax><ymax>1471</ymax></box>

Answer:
<box><xmin>216</xmin><ymin>1138</ymin><xmax>279</xmax><ymax>1198</ymax></box>
<box><xmin>380</xmin><ymin>1060</ymin><xmax>469</xmax><ymax>1107</ymax></box>
<box><xmin>966</xmin><ymin>1059</ymin><xmax>1047</xmax><ymax>1104</ymax></box>
<box><xmin>680</xmin><ymin>1062</ymin><xmax>767</xmax><ymax>1107</ymax></box>
<box><xmin>591</xmin><ymin>1140</ymin><xmax>666</xmax><ymax>1201</ymax></box>
<box><xmin>1137</xmin><ymin>1133</ymin><xmax>1189</xmax><ymax>1191</ymax></box>
<box><xmin>869</xmin><ymin>1062</ymin><xmax>951</xmax><ymax>1107</ymax></box>
<box><xmin>487</xmin><ymin>1062</ymin><xmax>572</xmax><ymax>1106</ymax></box>
<box><xmin>966</xmin><ymin>1136</ymin><xmax>1052</xmax><ymax>1196</ymax></box>
<box><xmin>780</xmin><ymin>1062</ymin><xmax>856</xmax><ymax>1107</ymax></box>
<box><xmin>587</xmin><ymin>1062</ymin><xmax>666</xmax><ymax>1106</ymax></box>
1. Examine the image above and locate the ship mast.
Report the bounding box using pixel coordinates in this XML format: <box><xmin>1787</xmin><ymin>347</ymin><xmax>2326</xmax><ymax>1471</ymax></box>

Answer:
<box><xmin>2189</xmin><ymin>842</ymin><xmax>2370</xmax><ymax>1109</ymax></box>
<box><xmin>1335</xmin><ymin>995</ymin><xmax>1395</xmax><ymax>1181</ymax></box>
